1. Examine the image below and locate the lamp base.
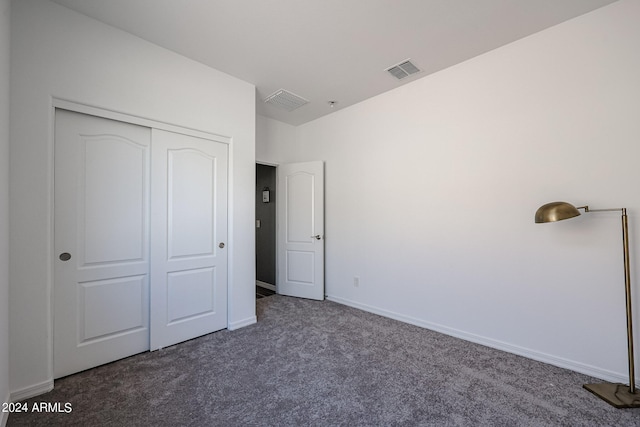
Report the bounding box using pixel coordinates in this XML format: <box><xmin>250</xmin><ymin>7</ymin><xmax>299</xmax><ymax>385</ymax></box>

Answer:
<box><xmin>583</xmin><ymin>383</ymin><xmax>640</xmax><ymax>408</ymax></box>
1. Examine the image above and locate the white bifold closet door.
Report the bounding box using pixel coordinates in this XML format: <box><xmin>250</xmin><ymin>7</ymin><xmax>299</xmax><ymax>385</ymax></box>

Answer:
<box><xmin>54</xmin><ymin>110</ymin><xmax>228</xmax><ymax>378</ymax></box>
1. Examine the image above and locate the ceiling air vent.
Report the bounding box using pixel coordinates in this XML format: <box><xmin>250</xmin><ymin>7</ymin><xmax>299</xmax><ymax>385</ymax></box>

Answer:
<box><xmin>263</xmin><ymin>89</ymin><xmax>309</xmax><ymax>112</ymax></box>
<box><xmin>386</xmin><ymin>59</ymin><xmax>421</xmax><ymax>80</ymax></box>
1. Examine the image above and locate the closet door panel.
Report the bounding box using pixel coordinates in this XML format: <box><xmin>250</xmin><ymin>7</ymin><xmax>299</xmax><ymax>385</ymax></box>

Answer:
<box><xmin>150</xmin><ymin>129</ymin><xmax>228</xmax><ymax>350</ymax></box>
<box><xmin>54</xmin><ymin>109</ymin><xmax>151</xmax><ymax>378</ymax></box>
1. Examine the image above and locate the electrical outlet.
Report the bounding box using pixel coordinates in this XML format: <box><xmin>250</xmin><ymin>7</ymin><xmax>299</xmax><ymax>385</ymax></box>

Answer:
<box><xmin>354</xmin><ymin>276</ymin><xmax>360</xmax><ymax>287</ymax></box>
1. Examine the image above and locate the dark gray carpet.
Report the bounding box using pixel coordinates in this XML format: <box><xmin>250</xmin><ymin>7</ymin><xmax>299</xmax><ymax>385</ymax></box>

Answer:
<box><xmin>8</xmin><ymin>295</ymin><xmax>640</xmax><ymax>426</ymax></box>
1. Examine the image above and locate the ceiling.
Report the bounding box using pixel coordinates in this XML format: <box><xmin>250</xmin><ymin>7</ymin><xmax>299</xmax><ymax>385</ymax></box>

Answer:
<box><xmin>51</xmin><ymin>0</ymin><xmax>617</xmax><ymax>126</ymax></box>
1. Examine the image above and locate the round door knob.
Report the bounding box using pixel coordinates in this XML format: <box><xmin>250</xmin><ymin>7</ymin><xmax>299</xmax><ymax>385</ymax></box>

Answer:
<box><xmin>219</xmin><ymin>242</ymin><xmax>225</xmax><ymax>248</ymax></box>
<box><xmin>59</xmin><ymin>252</ymin><xmax>72</xmax><ymax>261</ymax></box>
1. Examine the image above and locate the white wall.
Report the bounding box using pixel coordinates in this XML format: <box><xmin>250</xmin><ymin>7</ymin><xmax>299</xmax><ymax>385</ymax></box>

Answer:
<box><xmin>258</xmin><ymin>0</ymin><xmax>640</xmax><ymax>383</ymax></box>
<box><xmin>9</xmin><ymin>0</ymin><xmax>256</xmax><ymax>398</ymax></box>
<box><xmin>0</xmin><ymin>0</ymin><xmax>10</xmax><ymax>422</ymax></box>
<box><xmin>256</xmin><ymin>114</ymin><xmax>297</xmax><ymax>163</ymax></box>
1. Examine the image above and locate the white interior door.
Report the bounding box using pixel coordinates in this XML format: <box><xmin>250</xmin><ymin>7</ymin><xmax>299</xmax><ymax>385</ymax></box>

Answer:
<box><xmin>54</xmin><ymin>110</ymin><xmax>151</xmax><ymax>378</ymax></box>
<box><xmin>150</xmin><ymin>129</ymin><xmax>228</xmax><ymax>350</ymax></box>
<box><xmin>277</xmin><ymin>161</ymin><xmax>324</xmax><ymax>300</ymax></box>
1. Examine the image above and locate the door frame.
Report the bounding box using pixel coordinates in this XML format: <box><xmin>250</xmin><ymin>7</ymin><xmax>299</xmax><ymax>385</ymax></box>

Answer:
<box><xmin>255</xmin><ymin>160</ymin><xmax>325</xmax><ymax>299</ymax></box>
<box><xmin>256</xmin><ymin>161</ymin><xmax>280</xmax><ymax>293</ymax></box>
<box><xmin>50</xmin><ymin>98</ymin><xmax>233</xmax><ymax>380</ymax></box>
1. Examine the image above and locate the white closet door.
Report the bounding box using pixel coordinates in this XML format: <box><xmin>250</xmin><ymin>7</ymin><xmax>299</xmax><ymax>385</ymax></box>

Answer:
<box><xmin>54</xmin><ymin>110</ymin><xmax>151</xmax><ymax>378</ymax></box>
<box><xmin>54</xmin><ymin>110</ymin><xmax>230</xmax><ymax>378</ymax></box>
<box><xmin>150</xmin><ymin>129</ymin><xmax>228</xmax><ymax>350</ymax></box>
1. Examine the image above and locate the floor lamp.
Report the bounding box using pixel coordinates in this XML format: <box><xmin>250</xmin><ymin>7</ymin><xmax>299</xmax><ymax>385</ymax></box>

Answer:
<box><xmin>535</xmin><ymin>202</ymin><xmax>640</xmax><ymax>408</ymax></box>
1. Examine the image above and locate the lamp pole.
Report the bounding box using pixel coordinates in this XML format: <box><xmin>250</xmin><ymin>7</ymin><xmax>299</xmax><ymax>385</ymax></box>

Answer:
<box><xmin>578</xmin><ymin>207</ymin><xmax>634</xmax><ymax>394</ymax></box>
<box><xmin>621</xmin><ymin>208</ymin><xmax>635</xmax><ymax>394</ymax></box>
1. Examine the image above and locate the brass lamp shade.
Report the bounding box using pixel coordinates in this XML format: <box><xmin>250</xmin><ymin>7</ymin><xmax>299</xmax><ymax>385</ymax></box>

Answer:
<box><xmin>535</xmin><ymin>202</ymin><xmax>581</xmax><ymax>223</ymax></box>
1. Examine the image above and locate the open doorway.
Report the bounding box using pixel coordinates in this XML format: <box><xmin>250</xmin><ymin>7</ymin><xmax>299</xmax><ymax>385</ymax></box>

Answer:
<box><xmin>256</xmin><ymin>163</ymin><xmax>277</xmax><ymax>299</ymax></box>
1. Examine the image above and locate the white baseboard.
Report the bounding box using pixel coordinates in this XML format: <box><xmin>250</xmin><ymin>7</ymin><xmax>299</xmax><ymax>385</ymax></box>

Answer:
<box><xmin>256</xmin><ymin>280</ymin><xmax>276</xmax><ymax>292</ymax></box>
<box><xmin>1</xmin><ymin>391</ymin><xmax>9</xmax><ymax>427</ymax></box>
<box><xmin>228</xmin><ymin>316</ymin><xmax>257</xmax><ymax>331</ymax></box>
<box><xmin>10</xmin><ymin>379</ymin><xmax>54</xmax><ymax>403</ymax></box>
<box><xmin>326</xmin><ymin>294</ymin><xmax>636</xmax><ymax>384</ymax></box>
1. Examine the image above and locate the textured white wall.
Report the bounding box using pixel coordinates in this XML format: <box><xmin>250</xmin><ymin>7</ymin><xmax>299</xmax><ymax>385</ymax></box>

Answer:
<box><xmin>1</xmin><ymin>0</ymin><xmax>10</xmax><ymax>420</ymax></box>
<box><xmin>257</xmin><ymin>0</ymin><xmax>640</xmax><ymax>382</ymax></box>
<box><xmin>9</xmin><ymin>0</ymin><xmax>256</xmax><ymax>397</ymax></box>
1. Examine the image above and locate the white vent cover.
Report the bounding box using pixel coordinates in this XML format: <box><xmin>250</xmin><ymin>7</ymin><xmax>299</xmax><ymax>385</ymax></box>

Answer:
<box><xmin>263</xmin><ymin>89</ymin><xmax>309</xmax><ymax>112</ymax></box>
<box><xmin>386</xmin><ymin>59</ymin><xmax>421</xmax><ymax>80</ymax></box>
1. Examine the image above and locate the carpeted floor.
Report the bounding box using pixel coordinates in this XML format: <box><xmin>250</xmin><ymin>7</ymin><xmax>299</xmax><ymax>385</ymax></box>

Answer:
<box><xmin>8</xmin><ymin>295</ymin><xmax>640</xmax><ymax>426</ymax></box>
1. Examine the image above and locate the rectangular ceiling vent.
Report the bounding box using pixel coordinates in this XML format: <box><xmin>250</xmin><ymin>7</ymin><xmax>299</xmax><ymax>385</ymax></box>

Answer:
<box><xmin>386</xmin><ymin>59</ymin><xmax>421</xmax><ymax>80</ymax></box>
<box><xmin>263</xmin><ymin>89</ymin><xmax>309</xmax><ymax>112</ymax></box>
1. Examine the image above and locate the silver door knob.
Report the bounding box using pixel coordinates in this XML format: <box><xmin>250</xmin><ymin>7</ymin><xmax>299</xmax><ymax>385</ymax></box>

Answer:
<box><xmin>311</xmin><ymin>235</ymin><xmax>322</xmax><ymax>240</ymax></box>
<box><xmin>219</xmin><ymin>242</ymin><xmax>225</xmax><ymax>248</ymax></box>
<box><xmin>59</xmin><ymin>252</ymin><xmax>72</xmax><ymax>261</ymax></box>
